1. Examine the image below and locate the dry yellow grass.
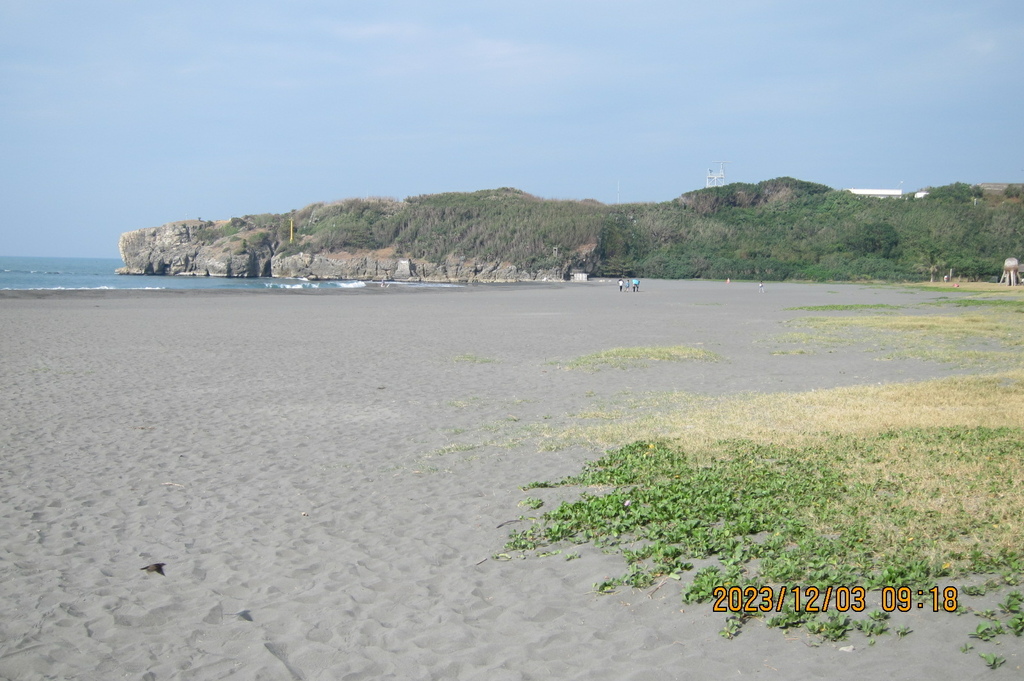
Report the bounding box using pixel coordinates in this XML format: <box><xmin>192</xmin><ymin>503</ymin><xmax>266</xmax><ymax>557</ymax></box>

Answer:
<box><xmin>906</xmin><ymin>281</ymin><xmax>1024</xmax><ymax>296</ymax></box>
<box><xmin>547</xmin><ymin>371</ymin><xmax>1024</xmax><ymax>453</ymax></box>
<box><xmin>800</xmin><ymin>313</ymin><xmax>1023</xmax><ymax>344</ymax></box>
<box><xmin>557</xmin><ymin>345</ymin><xmax>721</xmax><ymax>371</ymax></box>
<box><xmin>836</xmin><ymin>427</ymin><xmax>1024</xmax><ymax>564</ymax></box>
<box><xmin>773</xmin><ymin>304</ymin><xmax>1024</xmax><ymax>369</ymax></box>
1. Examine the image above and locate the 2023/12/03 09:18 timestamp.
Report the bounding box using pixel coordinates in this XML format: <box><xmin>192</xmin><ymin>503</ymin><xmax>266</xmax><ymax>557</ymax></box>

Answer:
<box><xmin>711</xmin><ymin>586</ymin><xmax>960</xmax><ymax>613</ymax></box>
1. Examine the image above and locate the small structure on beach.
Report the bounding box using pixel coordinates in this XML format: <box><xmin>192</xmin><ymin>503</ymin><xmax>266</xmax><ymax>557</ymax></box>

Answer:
<box><xmin>571</xmin><ymin>272</ymin><xmax>589</xmax><ymax>282</ymax></box>
<box><xmin>1000</xmin><ymin>257</ymin><xmax>1020</xmax><ymax>286</ymax></box>
<box><xmin>394</xmin><ymin>259</ymin><xmax>412</xmax><ymax>280</ymax></box>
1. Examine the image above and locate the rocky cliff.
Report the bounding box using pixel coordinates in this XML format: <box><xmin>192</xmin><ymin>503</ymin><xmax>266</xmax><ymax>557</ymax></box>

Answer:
<box><xmin>270</xmin><ymin>251</ymin><xmax>570</xmax><ymax>282</ymax></box>
<box><xmin>118</xmin><ymin>221</ymin><xmax>275</xmax><ymax>278</ymax></box>
<box><xmin>117</xmin><ymin>220</ymin><xmax>591</xmax><ymax>282</ymax></box>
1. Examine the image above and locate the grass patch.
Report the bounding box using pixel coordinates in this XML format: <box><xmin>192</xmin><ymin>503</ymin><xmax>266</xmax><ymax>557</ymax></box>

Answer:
<box><xmin>557</xmin><ymin>345</ymin><xmax>722</xmax><ymax>371</ymax></box>
<box><xmin>776</xmin><ymin>310</ymin><xmax>1024</xmax><ymax>368</ymax></box>
<box><xmin>785</xmin><ymin>304</ymin><xmax>903</xmax><ymax>311</ymax></box>
<box><xmin>800</xmin><ymin>313</ymin><xmax>1022</xmax><ymax>343</ymax></box>
<box><xmin>512</xmin><ymin>429</ymin><xmax>1024</xmax><ymax>580</ymax></box>
<box><xmin>453</xmin><ymin>353</ymin><xmax>499</xmax><ymax>364</ymax></box>
<box><xmin>429</xmin><ymin>442</ymin><xmax>479</xmax><ymax>456</ymax></box>
<box><xmin>904</xmin><ymin>282</ymin><xmax>1024</xmax><ymax>296</ymax></box>
<box><xmin>770</xmin><ymin>330</ymin><xmax>857</xmax><ymax>349</ymax></box>
<box><xmin>506</xmin><ymin>372</ymin><xmax>1024</xmax><ymax>652</ymax></box>
<box><xmin>925</xmin><ymin>298</ymin><xmax>1024</xmax><ymax>313</ymax></box>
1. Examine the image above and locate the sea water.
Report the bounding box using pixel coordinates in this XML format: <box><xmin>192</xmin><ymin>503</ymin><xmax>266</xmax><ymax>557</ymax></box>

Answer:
<box><xmin>0</xmin><ymin>256</ymin><xmax>454</xmax><ymax>291</ymax></box>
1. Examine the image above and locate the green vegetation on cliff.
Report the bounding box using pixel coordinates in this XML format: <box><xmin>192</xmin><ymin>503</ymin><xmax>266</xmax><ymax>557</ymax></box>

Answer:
<box><xmin>200</xmin><ymin>179</ymin><xmax>1024</xmax><ymax>282</ymax></box>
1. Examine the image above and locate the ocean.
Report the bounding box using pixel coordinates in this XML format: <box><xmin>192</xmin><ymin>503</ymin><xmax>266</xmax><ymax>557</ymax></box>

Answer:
<box><xmin>0</xmin><ymin>256</ymin><xmax>454</xmax><ymax>291</ymax></box>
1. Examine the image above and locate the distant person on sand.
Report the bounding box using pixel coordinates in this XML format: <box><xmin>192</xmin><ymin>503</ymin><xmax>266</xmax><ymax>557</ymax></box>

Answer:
<box><xmin>618</xmin><ymin>278</ymin><xmax>624</xmax><ymax>292</ymax></box>
<box><xmin>759</xmin><ymin>281</ymin><xmax>765</xmax><ymax>293</ymax></box>
<box><xmin>632</xmin><ymin>278</ymin><xmax>640</xmax><ymax>292</ymax></box>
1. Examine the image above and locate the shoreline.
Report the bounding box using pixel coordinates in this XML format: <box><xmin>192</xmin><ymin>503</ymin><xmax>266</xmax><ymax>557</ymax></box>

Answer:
<box><xmin>0</xmin><ymin>279</ymin><xmax>578</xmax><ymax>298</ymax></box>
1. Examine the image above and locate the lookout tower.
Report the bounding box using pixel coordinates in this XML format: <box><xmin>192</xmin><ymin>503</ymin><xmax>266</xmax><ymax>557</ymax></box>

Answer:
<box><xmin>706</xmin><ymin>161</ymin><xmax>729</xmax><ymax>188</ymax></box>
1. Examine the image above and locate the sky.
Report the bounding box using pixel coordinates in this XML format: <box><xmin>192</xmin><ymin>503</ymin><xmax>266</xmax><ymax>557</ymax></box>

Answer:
<box><xmin>2</xmin><ymin>1</ymin><xmax>1022</xmax><ymax>258</ymax></box>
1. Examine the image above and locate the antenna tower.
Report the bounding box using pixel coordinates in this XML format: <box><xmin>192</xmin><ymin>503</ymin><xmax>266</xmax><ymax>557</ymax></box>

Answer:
<box><xmin>706</xmin><ymin>161</ymin><xmax>730</xmax><ymax>188</ymax></box>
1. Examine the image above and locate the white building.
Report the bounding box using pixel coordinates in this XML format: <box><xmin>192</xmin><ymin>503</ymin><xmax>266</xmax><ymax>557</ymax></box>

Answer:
<box><xmin>846</xmin><ymin>188</ymin><xmax>904</xmax><ymax>198</ymax></box>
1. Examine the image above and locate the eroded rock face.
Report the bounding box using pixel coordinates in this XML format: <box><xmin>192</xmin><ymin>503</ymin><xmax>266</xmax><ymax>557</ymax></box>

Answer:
<box><xmin>412</xmin><ymin>257</ymin><xmax>568</xmax><ymax>282</ymax></box>
<box><xmin>194</xmin><ymin>247</ymin><xmax>274</xmax><ymax>278</ymax></box>
<box><xmin>117</xmin><ymin>222</ymin><xmax>204</xmax><ymax>275</ymax></box>
<box><xmin>118</xmin><ymin>220</ymin><xmax>590</xmax><ymax>282</ymax></box>
<box><xmin>118</xmin><ymin>221</ymin><xmax>275</xmax><ymax>278</ymax></box>
<box><xmin>271</xmin><ymin>252</ymin><xmax>402</xmax><ymax>281</ymax></box>
<box><xmin>270</xmin><ymin>252</ymin><xmax>570</xmax><ymax>282</ymax></box>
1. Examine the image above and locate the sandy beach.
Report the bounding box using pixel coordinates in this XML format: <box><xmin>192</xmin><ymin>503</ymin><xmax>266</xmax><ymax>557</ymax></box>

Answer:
<box><xmin>1</xmin><ymin>280</ymin><xmax>1020</xmax><ymax>680</ymax></box>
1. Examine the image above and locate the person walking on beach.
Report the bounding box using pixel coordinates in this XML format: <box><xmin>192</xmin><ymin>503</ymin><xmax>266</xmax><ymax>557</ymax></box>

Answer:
<box><xmin>758</xmin><ymin>281</ymin><xmax>765</xmax><ymax>294</ymax></box>
<box><xmin>632</xmin><ymin>278</ymin><xmax>640</xmax><ymax>292</ymax></box>
<box><xmin>618</xmin><ymin>278</ymin><xmax>624</xmax><ymax>292</ymax></box>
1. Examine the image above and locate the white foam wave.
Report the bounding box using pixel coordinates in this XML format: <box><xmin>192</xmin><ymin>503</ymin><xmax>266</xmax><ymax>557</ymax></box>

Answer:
<box><xmin>262</xmin><ymin>280</ymin><xmax>367</xmax><ymax>289</ymax></box>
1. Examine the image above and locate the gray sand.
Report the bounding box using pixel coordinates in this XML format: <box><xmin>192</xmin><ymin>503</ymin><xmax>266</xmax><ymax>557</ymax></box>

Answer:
<box><xmin>1</xmin><ymin>280</ymin><xmax>1019</xmax><ymax>679</ymax></box>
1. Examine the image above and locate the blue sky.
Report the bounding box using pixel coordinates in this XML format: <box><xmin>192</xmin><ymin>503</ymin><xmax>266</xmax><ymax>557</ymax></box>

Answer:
<box><xmin>2</xmin><ymin>1</ymin><xmax>1022</xmax><ymax>258</ymax></box>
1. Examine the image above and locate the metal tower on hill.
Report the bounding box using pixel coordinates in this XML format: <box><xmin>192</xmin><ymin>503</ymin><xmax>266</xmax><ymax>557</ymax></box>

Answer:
<box><xmin>706</xmin><ymin>161</ymin><xmax>729</xmax><ymax>188</ymax></box>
